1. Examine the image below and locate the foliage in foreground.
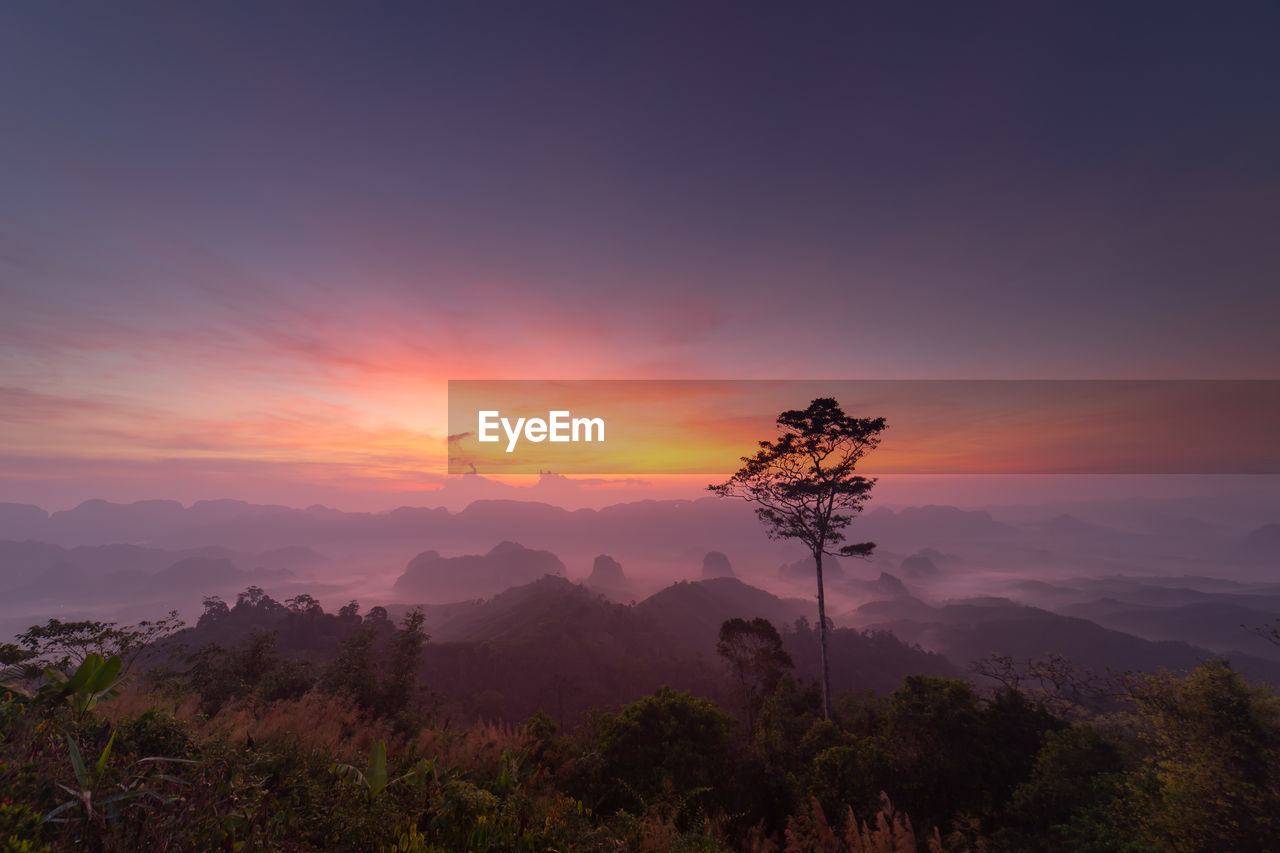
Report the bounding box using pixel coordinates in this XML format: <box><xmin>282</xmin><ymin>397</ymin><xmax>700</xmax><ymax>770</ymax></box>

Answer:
<box><xmin>2</xmin><ymin>602</ymin><xmax>1279</xmax><ymax>851</ymax></box>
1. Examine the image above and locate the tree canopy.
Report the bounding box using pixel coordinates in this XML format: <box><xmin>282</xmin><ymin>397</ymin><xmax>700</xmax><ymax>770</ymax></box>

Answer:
<box><xmin>710</xmin><ymin>397</ymin><xmax>887</xmax><ymax>719</ymax></box>
<box><xmin>708</xmin><ymin>397</ymin><xmax>886</xmax><ymax>560</ymax></box>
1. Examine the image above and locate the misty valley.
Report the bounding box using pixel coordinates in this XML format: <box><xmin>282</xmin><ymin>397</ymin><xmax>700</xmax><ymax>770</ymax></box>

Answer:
<box><xmin>3</xmin><ymin>489</ymin><xmax>1279</xmax><ymax>850</ymax></box>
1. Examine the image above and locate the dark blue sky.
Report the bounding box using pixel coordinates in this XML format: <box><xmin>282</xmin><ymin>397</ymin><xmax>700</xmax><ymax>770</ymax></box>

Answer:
<box><xmin>1</xmin><ymin>2</ymin><xmax>1278</xmax><ymax>506</ymax></box>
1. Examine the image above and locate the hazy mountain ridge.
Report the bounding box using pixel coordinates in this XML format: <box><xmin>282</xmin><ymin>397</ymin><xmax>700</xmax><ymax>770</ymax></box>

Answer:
<box><xmin>0</xmin><ymin>539</ymin><xmax>309</xmax><ymax>603</ymax></box>
<box><xmin>169</xmin><ymin>573</ymin><xmax>957</xmax><ymax>724</ymax></box>
<box><xmin>11</xmin><ymin>495</ymin><xmax>1274</xmax><ymax>563</ymax></box>
<box><xmin>394</xmin><ymin>541</ymin><xmax>566</xmax><ymax>601</ymax></box>
<box><xmin>7</xmin><ymin>493</ymin><xmax>1280</xmax><ymax>710</ymax></box>
<box><xmin>1060</xmin><ymin>599</ymin><xmax>1280</xmax><ymax>662</ymax></box>
<box><xmin>849</xmin><ymin>595</ymin><xmax>1280</xmax><ymax>688</ymax></box>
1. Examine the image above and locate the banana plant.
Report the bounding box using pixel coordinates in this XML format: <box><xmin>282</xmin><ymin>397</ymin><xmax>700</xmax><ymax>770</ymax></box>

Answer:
<box><xmin>43</xmin><ymin>730</ymin><xmax>197</xmax><ymax>826</ymax></box>
<box><xmin>39</xmin><ymin>653</ymin><xmax>127</xmax><ymax>720</ymax></box>
<box><xmin>331</xmin><ymin>740</ymin><xmax>429</xmax><ymax>801</ymax></box>
<box><xmin>495</xmin><ymin>748</ymin><xmax>523</xmax><ymax>796</ymax></box>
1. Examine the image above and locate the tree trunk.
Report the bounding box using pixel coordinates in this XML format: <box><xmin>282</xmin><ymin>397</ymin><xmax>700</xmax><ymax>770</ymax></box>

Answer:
<box><xmin>814</xmin><ymin>550</ymin><xmax>832</xmax><ymax>720</ymax></box>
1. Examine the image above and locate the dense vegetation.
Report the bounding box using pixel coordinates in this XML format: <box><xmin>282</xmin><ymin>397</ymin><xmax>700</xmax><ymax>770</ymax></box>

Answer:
<box><xmin>2</xmin><ymin>587</ymin><xmax>1279</xmax><ymax>851</ymax></box>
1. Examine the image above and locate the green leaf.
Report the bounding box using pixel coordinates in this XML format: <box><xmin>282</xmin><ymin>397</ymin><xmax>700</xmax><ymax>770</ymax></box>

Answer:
<box><xmin>88</xmin><ymin>655</ymin><xmax>123</xmax><ymax>693</ymax></box>
<box><xmin>41</xmin><ymin>799</ymin><xmax>81</xmax><ymax>823</ymax></box>
<box><xmin>152</xmin><ymin>773</ymin><xmax>191</xmax><ymax>786</ymax></box>
<box><xmin>366</xmin><ymin>740</ymin><xmax>388</xmax><ymax>796</ymax></box>
<box><xmin>498</xmin><ymin>749</ymin><xmax>518</xmax><ymax>794</ymax></box>
<box><xmin>331</xmin><ymin>762</ymin><xmax>367</xmax><ymax>787</ymax></box>
<box><xmin>66</xmin><ymin>734</ymin><xmax>90</xmax><ymax>790</ymax></box>
<box><xmin>65</xmin><ymin>654</ymin><xmax>103</xmax><ymax>693</ymax></box>
<box><xmin>95</xmin><ymin>728</ymin><xmax>117</xmax><ymax>779</ymax></box>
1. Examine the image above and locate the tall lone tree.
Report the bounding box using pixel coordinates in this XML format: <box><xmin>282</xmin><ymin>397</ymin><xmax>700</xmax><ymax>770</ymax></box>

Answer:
<box><xmin>709</xmin><ymin>397</ymin><xmax>887</xmax><ymax>719</ymax></box>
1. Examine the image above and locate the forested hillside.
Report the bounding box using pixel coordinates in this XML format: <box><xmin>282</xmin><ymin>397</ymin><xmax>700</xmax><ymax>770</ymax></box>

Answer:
<box><xmin>3</xmin><ymin>578</ymin><xmax>1279</xmax><ymax>851</ymax></box>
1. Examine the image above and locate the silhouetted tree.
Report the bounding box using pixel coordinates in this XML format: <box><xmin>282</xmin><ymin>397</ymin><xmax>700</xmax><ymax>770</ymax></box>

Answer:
<box><xmin>717</xmin><ymin>617</ymin><xmax>792</xmax><ymax>731</ymax></box>
<box><xmin>236</xmin><ymin>585</ymin><xmax>282</xmax><ymax>612</ymax></box>
<box><xmin>198</xmin><ymin>595</ymin><xmax>230</xmax><ymax>627</ymax></box>
<box><xmin>236</xmin><ymin>629</ymin><xmax>280</xmax><ymax>688</ymax></box>
<box><xmin>382</xmin><ymin>608</ymin><xmax>428</xmax><ymax>720</ymax></box>
<box><xmin>17</xmin><ymin>612</ymin><xmax>183</xmax><ymax>673</ymax></box>
<box><xmin>322</xmin><ymin>624</ymin><xmax>379</xmax><ymax>709</ymax></box>
<box><xmin>286</xmin><ymin>593</ymin><xmax>321</xmax><ymax>614</ymax></box>
<box><xmin>709</xmin><ymin>397</ymin><xmax>886</xmax><ymax>719</ymax></box>
<box><xmin>320</xmin><ymin>607</ymin><xmax>429</xmax><ymax>724</ymax></box>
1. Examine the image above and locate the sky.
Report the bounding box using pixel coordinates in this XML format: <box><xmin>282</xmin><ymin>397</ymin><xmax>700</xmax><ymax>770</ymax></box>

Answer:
<box><xmin>2</xmin><ymin>2</ymin><xmax>1278</xmax><ymax>510</ymax></box>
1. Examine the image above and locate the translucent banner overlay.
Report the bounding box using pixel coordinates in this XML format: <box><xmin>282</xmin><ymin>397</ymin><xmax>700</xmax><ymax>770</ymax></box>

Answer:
<box><xmin>446</xmin><ymin>380</ymin><xmax>1280</xmax><ymax>476</ymax></box>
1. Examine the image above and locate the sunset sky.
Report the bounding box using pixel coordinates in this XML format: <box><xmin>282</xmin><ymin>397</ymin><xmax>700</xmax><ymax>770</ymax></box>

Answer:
<box><xmin>2</xmin><ymin>3</ymin><xmax>1278</xmax><ymax>509</ymax></box>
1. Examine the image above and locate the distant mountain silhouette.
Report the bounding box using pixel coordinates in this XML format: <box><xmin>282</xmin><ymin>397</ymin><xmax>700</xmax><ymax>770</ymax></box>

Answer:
<box><xmin>48</xmin><ymin>499</ymin><xmax>187</xmax><ymax>544</ymax></box>
<box><xmin>416</xmin><ymin>575</ymin><xmax>955</xmax><ymax>722</ymax></box>
<box><xmin>0</xmin><ymin>540</ymin><xmax>295</xmax><ymax>606</ymax></box>
<box><xmin>848</xmin><ymin>572</ymin><xmax>909</xmax><ymax>598</ymax></box>
<box><xmin>432</xmin><ymin>576</ymin><xmax>628</xmax><ymax>644</ymax></box>
<box><xmin>418</xmin><ymin>575</ymin><xmax>716</xmax><ymax>723</ymax></box>
<box><xmin>9</xmin><ymin>493</ymin><xmax>1277</xmax><ymax>671</ymax></box>
<box><xmin>1060</xmin><ymin>598</ymin><xmax>1280</xmax><ymax>662</ymax></box>
<box><xmin>899</xmin><ymin>552</ymin><xmax>940</xmax><ymax>577</ymax></box>
<box><xmin>587</xmin><ymin>554</ymin><xmax>627</xmax><ymax>586</ymax></box>
<box><xmin>393</xmin><ymin>541</ymin><xmax>565</xmax><ymax>602</ymax></box>
<box><xmin>783</xmin><ymin>617</ymin><xmax>958</xmax><ymax>693</ymax></box>
<box><xmin>0</xmin><ymin>502</ymin><xmax>48</xmax><ymax>539</ymax></box>
<box><xmin>701</xmin><ymin>550</ymin><xmax>734</xmax><ymax>578</ymax></box>
<box><xmin>858</xmin><ymin>505</ymin><xmax>1020</xmax><ymax>545</ymax></box>
<box><xmin>1244</xmin><ymin>522</ymin><xmax>1280</xmax><ymax>552</ymax></box>
<box><xmin>2</xmin><ymin>496</ymin><xmax>1042</xmax><ymax>557</ymax></box>
<box><xmin>1056</xmin><ymin>576</ymin><xmax>1280</xmax><ymax>610</ymax></box>
<box><xmin>853</xmin><ymin>596</ymin><xmax>1280</xmax><ymax>687</ymax></box>
<box><xmin>635</xmin><ymin>577</ymin><xmax>809</xmax><ymax>653</ymax></box>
